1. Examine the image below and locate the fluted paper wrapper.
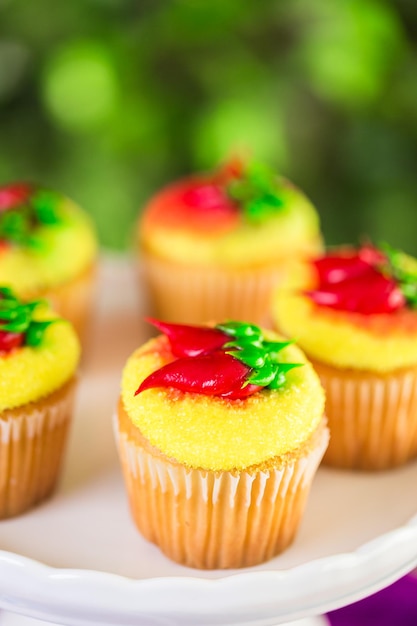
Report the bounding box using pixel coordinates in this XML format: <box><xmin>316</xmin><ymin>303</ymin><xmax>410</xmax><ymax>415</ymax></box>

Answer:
<box><xmin>116</xmin><ymin>407</ymin><xmax>328</xmax><ymax>569</ymax></box>
<box><xmin>0</xmin><ymin>378</ymin><xmax>76</xmax><ymax>519</ymax></box>
<box><xmin>313</xmin><ymin>360</ymin><xmax>417</xmax><ymax>470</ymax></box>
<box><xmin>140</xmin><ymin>253</ymin><xmax>284</xmax><ymax>325</ymax></box>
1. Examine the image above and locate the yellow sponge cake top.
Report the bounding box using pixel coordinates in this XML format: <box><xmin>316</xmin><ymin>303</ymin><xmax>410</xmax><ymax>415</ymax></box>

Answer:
<box><xmin>0</xmin><ymin>290</ymin><xmax>80</xmax><ymax>411</ymax></box>
<box><xmin>121</xmin><ymin>329</ymin><xmax>325</xmax><ymax>471</ymax></box>
<box><xmin>273</xmin><ymin>247</ymin><xmax>417</xmax><ymax>372</ymax></box>
<box><xmin>139</xmin><ymin>161</ymin><xmax>322</xmax><ymax>268</ymax></box>
<box><xmin>0</xmin><ymin>183</ymin><xmax>97</xmax><ymax>297</ymax></box>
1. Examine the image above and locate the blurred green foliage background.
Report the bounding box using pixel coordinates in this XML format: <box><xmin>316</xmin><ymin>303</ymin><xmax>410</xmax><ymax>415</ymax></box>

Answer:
<box><xmin>0</xmin><ymin>0</ymin><xmax>416</xmax><ymax>252</ymax></box>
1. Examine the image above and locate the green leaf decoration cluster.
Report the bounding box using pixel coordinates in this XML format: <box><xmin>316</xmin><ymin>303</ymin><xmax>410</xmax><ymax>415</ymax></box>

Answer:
<box><xmin>380</xmin><ymin>243</ymin><xmax>417</xmax><ymax>308</ymax></box>
<box><xmin>226</xmin><ymin>162</ymin><xmax>285</xmax><ymax>224</ymax></box>
<box><xmin>0</xmin><ymin>287</ymin><xmax>57</xmax><ymax>347</ymax></box>
<box><xmin>0</xmin><ymin>189</ymin><xmax>61</xmax><ymax>248</ymax></box>
<box><xmin>215</xmin><ymin>321</ymin><xmax>301</xmax><ymax>390</ymax></box>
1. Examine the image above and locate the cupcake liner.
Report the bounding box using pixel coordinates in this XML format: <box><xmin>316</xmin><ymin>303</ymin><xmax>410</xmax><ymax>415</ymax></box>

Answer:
<box><xmin>43</xmin><ymin>263</ymin><xmax>96</xmax><ymax>340</ymax></box>
<box><xmin>116</xmin><ymin>406</ymin><xmax>328</xmax><ymax>569</ymax></box>
<box><xmin>0</xmin><ymin>378</ymin><xmax>76</xmax><ymax>519</ymax></box>
<box><xmin>313</xmin><ymin>360</ymin><xmax>417</xmax><ymax>470</ymax></box>
<box><xmin>139</xmin><ymin>253</ymin><xmax>284</xmax><ymax>325</ymax></box>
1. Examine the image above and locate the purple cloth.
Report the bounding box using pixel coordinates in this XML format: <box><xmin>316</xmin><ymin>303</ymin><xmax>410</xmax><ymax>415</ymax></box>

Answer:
<box><xmin>326</xmin><ymin>573</ymin><xmax>417</xmax><ymax>626</ymax></box>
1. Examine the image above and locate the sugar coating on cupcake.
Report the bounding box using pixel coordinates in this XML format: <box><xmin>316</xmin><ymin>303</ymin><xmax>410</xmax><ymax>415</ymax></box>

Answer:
<box><xmin>273</xmin><ymin>243</ymin><xmax>417</xmax><ymax>470</ymax></box>
<box><xmin>121</xmin><ymin>319</ymin><xmax>325</xmax><ymax>471</ymax></box>
<box><xmin>0</xmin><ymin>182</ymin><xmax>97</xmax><ymax>297</ymax></box>
<box><xmin>273</xmin><ymin>244</ymin><xmax>417</xmax><ymax>372</ymax></box>
<box><xmin>0</xmin><ymin>287</ymin><xmax>80</xmax><ymax>518</ymax></box>
<box><xmin>117</xmin><ymin>318</ymin><xmax>327</xmax><ymax>568</ymax></box>
<box><xmin>0</xmin><ymin>287</ymin><xmax>80</xmax><ymax>411</ymax></box>
<box><xmin>139</xmin><ymin>158</ymin><xmax>322</xmax><ymax>268</ymax></box>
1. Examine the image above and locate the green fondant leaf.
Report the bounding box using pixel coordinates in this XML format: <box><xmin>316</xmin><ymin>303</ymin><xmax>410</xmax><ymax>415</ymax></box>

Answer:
<box><xmin>25</xmin><ymin>320</ymin><xmax>57</xmax><ymax>346</ymax></box>
<box><xmin>226</xmin><ymin>160</ymin><xmax>286</xmax><ymax>224</ymax></box>
<box><xmin>0</xmin><ymin>289</ymin><xmax>58</xmax><ymax>347</ymax></box>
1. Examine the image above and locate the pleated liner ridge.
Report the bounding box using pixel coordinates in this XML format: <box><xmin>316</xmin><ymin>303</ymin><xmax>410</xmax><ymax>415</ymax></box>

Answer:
<box><xmin>116</xmin><ymin>402</ymin><xmax>329</xmax><ymax>569</ymax></box>
<box><xmin>312</xmin><ymin>359</ymin><xmax>417</xmax><ymax>470</ymax></box>
<box><xmin>0</xmin><ymin>378</ymin><xmax>76</xmax><ymax>519</ymax></box>
<box><xmin>139</xmin><ymin>253</ymin><xmax>283</xmax><ymax>325</ymax></box>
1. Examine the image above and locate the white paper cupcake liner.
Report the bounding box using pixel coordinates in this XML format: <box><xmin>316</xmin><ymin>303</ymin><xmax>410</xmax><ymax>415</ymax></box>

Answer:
<box><xmin>316</xmin><ymin>364</ymin><xmax>417</xmax><ymax>470</ymax></box>
<box><xmin>0</xmin><ymin>379</ymin><xmax>76</xmax><ymax>519</ymax></box>
<box><xmin>139</xmin><ymin>253</ymin><xmax>283</xmax><ymax>325</ymax></box>
<box><xmin>116</xmin><ymin>412</ymin><xmax>328</xmax><ymax>569</ymax></box>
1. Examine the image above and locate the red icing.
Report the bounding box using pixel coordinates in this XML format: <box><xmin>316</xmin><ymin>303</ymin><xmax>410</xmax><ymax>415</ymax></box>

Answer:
<box><xmin>0</xmin><ymin>330</ymin><xmax>24</xmax><ymax>354</ymax></box>
<box><xmin>0</xmin><ymin>183</ymin><xmax>32</xmax><ymax>212</ymax></box>
<box><xmin>137</xmin><ymin>319</ymin><xmax>267</xmax><ymax>399</ymax></box>
<box><xmin>141</xmin><ymin>175</ymin><xmax>240</xmax><ymax>235</ymax></box>
<box><xmin>146</xmin><ymin>318</ymin><xmax>228</xmax><ymax>357</ymax></box>
<box><xmin>135</xmin><ymin>351</ymin><xmax>252</xmax><ymax>398</ymax></box>
<box><xmin>307</xmin><ymin>246</ymin><xmax>405</xmax><ymax>315</ymax></box>
<box><xmin>137</xmin><ymin>319</ymin><xmax>292</xmax><ymax>399</ymax></box>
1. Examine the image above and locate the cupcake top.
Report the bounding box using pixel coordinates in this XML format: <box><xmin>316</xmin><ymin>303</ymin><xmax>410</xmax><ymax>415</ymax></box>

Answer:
<box><xmin>0</xmin><ymin>182</ymin><xmax>97</xmax><ymax>297</ymax></box>
<box><xmin>0</xmin><ymin>288</ymin><xmax>80</xmax><ymax>411</ymax></box>
<box><xmin>139</xmin><ymin>158</ymin><xmax>322</xmax><ymax>268</ymax></box>
<box><xmin>273</xmin><ymin>243</ymin><xmax>417</xmax><ymax>372</ymax></box>
<box><xmin>121</xmin><ymin>318</ymin><xmax>325</xmax><ymax>471</ymax></box>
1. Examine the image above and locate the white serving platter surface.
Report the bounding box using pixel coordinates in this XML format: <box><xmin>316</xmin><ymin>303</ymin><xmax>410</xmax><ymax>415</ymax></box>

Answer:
<box><xmin>0</xmin><ymin>257</ymin><xmax>416</xmax><ymax>626</ymax></box>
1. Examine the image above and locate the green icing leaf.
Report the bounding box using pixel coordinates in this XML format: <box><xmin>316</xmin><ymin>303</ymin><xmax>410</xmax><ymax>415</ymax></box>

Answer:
<box><xmin>267</xmin><ymin>363</ymin><xmax>302</xmax><ymax>390</ymax></box>
<box><xmin>0</xmin><ymin>187</ymin><xmax>62</xmax><ymax>248</ymax></box>
<box><xmin>226</xmin><ymin>346</ymin><xmax>266</xmax><ymax>369</ymax></box>
<box><xmin>25</xmin><ymin>320</ymin><xmax>57</xmax><ymax>347</ymax></box>
<box><xmin>0</xmin><ymin>210</ymin><xmax>31</xmax><ymax>246</ymax></box>
<box><xmin>0</xmin><ymin>288</ymin><xmax>58</xmax><ymax>346</ymax></box>
<box><xmin>216</xmin><ymin>320</ymin><xmax>302</xmax><ymax>392</ymax></box>
<box><xmin>266</xmin><ymin>340</ymin><xmax>294</xmax><ymax>360</ymax></box>
<box><xmin>0</xmin><ymin>287</ymin><xmax>18</xmax><ymax>303</ymax></box>
<box><xmin>32</xmin><ymin>190</ymin><xmax>62</xmax><ymax>225</ymax></box>
<box><xmin>380</xmin><ymin>242</ymin><xmax>417</xmax><ymax>309</ymax></box>
<box><xmin>226</xmin><ymin>161</ymin><xmax>285</xmax><ymax>224</ymax></box>
<box><xmin>247</xmin><ymin>360</ymin><xmax>276</xmax><ymax>386</ymax></box>
<box><xmin>216</xmin><ymin>320</ymin><xmax>261</xmax><ymax>339</ymax></box>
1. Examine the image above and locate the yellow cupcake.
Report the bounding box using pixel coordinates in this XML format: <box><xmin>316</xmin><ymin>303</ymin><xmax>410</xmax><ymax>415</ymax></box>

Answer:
<box><xmin>116</xmin><ymin>319</ymin><xmax>327</xmax><ymax>569</ymax></box>
<box><xmin>137</xmin><ymin>159</ymin><xmax>322</xmax><ymax>324</ymax></box>
<box><xmin>0</xmin><ymin>182</ymin><xmax>97</xmax><ymax>339</ymax></box>
<box><xmin>0</xmin><ymin>288</ymin><xmax>80</xmax><ymax>518</ymax></box>
<box><xmin>273</xmin><ymin>244</ymin><xmax>417</xmax><ymax>470</ymax></box>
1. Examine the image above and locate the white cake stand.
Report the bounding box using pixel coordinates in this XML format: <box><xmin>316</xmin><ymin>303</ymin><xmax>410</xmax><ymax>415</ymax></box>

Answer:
<box><xmin>0</xmin><ymin>258</ymin><xmax>416</xmax><ymax>626</ymax></box>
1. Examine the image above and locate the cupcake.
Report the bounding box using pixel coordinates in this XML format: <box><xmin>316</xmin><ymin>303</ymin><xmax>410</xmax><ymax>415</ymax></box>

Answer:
<box><xmin>0</xmin><ymin>182</ymin><xmax>97</xmax><ymax>339</ymax></box>
<box><xmin>116</xmin><ymin>317</ymin><xmax>327</xmax><ymax>569</ymax></box>
<box><xmin>0</xmin><ymin>287</ymin><xmax>80</xmax><ymax>518</ymax></box>
<box><xmin>273</xmin><ymin>243</ymin><xmax>417</xmax><ymax>470</ymax></box>
<box><xmin>137</xmin><ymin>158</ymin><xmax>322</xmax><ymax>325</ymax></box>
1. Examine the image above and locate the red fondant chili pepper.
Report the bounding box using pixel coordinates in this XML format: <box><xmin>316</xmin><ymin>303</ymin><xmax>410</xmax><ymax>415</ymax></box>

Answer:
<box><xmin>182</xmin><ymin>183</ymin><xmax>234</xmax><ymax>212</ymax></box>
<box><xmin>0</xmin><ymin>330</ymin><xmax>24</xmax><ymax>354</ymax></box>
<box><xmin>147</xmin><ymin>317</ymin><xmax>228</xmax><ymax>357</ymax></box>
<box><xmin>137</xmin><ymin>319</ymin><xmax>300</xmax><ymax>399</ymax></box>
<box><xmin>135</xmin><ymin>352</ymin><xmax>252</xmax><ymax>398</ymax></box>
<box><xmin>308</xmin><ymin>245</ymin><xmax>406</xmax><ymax>315</ymax></box>
<box><xmin>219</xmin><ymin>382</ymin><xmax>263</xmax><ymax>399</ymax></box>
<box><xmin>0</xmin><ymin>183</ymin><xmax>32</xmax><ymax>212</ymax></box>
<box><xmin>313</xmin><ymin>254</ymin><xmax>370</xmax><ymax>286</ymax></box>
<box><xmin>313</xmin><ymin>245</ymin><xmax>384</xmax><ymax>286</ymax></box>
<box><xmin>306</xmin><ymin>270</ymin><xmax>403</xmax><ymax>313</ymax></box>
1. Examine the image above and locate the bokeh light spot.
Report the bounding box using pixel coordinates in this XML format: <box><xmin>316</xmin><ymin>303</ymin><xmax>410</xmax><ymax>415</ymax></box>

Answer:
<box><xmin>42</xmin><ymin>41</ymin><xmax>119</xmax><ymax>131</ymax></box>
<box><xmin>298</xmin><ymin>0</ymin><xmax>405</xmax><ymax>108</ymax></box>
<box><xmin>193</xmin><ymin>95</ymin><xmax>287</xmax><ymax>169</ymax></box>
